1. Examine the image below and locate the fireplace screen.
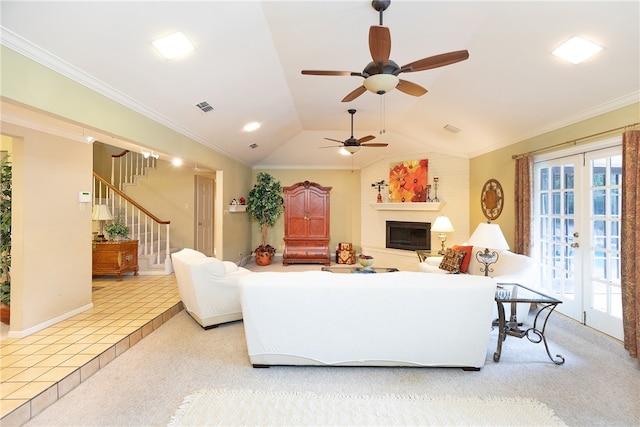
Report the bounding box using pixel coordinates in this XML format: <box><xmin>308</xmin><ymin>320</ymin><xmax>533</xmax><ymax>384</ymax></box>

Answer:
<box><xmin>386</xmin><ymin>221</ymin><xmax>431</xmax><ymax>251</ymax></box>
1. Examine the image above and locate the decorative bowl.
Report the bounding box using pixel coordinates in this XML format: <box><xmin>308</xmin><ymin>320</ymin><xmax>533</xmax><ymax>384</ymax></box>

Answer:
<box><xmin>358</xmin><ymin>256</ymin><xmax>374</xmax><ymax>270</ymax></box>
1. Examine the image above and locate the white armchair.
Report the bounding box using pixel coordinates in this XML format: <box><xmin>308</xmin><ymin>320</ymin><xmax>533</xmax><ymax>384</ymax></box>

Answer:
<box><xmin>171</xmin><ymin>248</ymin><xmax>251</xmax><ymax>329</ymax></box>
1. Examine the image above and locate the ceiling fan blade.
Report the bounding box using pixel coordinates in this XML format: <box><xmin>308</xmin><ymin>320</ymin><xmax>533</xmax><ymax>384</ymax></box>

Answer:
<box><xmin>357</xmin><ymin>135</ymin><xmax>376</xmax><ymax>143</ymax></box>
<box><xmin>361</xmin><ymin>143</ymin><xmax>389</xmax><ymax>147</ymax></box>
<box><xmin>341</xmin><ymin>86</ymin><xmax>367</xmax><ymax>102</ymax></box>
<box><xmin>401</xmin><ymin>50</ymin><xmax>469</xmax><ymax>73</ymax></box>
<box><xmin>396</xmin><ymin>79</ymin><xmax>428</xmax><ymax>97</ymax></box>
<box><xmin>324</xmin><ymin>138</ymin><xmax>345</xmax><ymax>144</ymax></box>
<box><xmin>369</xmin><ymin>26</ymin><xmax>391</xmax><ymax>67</ymax></box>
<box><xmin>320</xmin><ymin>145</ymin><xmax>343</xmax><ymax>149</ymax></box>
<box><xmin>301</xmin><ymin>70</ymin><xmax>361</xmax><ymax>77</ymax></box>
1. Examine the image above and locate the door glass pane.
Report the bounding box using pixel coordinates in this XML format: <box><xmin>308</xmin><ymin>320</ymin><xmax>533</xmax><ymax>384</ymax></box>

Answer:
<box><xmin>540</xmin><ymin>168</ymin><xmax>549</xmax><ymax>190</ymax></box>
<box><xmin>592</xmin><ymin>158</ymin><xmax>606</xmax><ymax>186</ymax></box>
<box><xmin>611</xmin><ymin>188</ymin><xmax>620</xmax><ymax>216</ymax></box>
<box><xmin>552</xmin><ymin>166</ymin><xmax>561</xmax><ymax>189</ymax></box>
<box><xmin>552</xmin><ymin>192</ymin><xmax>561</xmax><ymax>214</ymax></box>
<box><xmin>565</xmin><ymin>166</ymin><xmax>574</xmax><ymax>189</ymax></box>
<box><xmin>592</xmin><ymin>189</ymin><xmax>606</xmax><ymax>215</ymax></box>
<box><xmin>610</xmin><ymin>155</ymin><xmax>622</xmax><ymax>185</ymax></box>
<box><xmin>565</xmin><ymin>191</ymin><xmax>574</xmax><ymax>214</ymax></box>
<box><xmin>540</xmin><ymin>193</ymin><xmax>548</xmax><ymax>215</ymax></box>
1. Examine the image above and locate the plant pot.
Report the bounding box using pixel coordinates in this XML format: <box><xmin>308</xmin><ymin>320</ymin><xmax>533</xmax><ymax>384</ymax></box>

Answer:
<box><xmin>0</xmin><ymin>302</ymin><xmax>9</xmax><ymax>325</ymax></box>
<box><xmin>255</xmin><ymin>251</ymin><xmax>273</xmax><ymax>266</ymax></box>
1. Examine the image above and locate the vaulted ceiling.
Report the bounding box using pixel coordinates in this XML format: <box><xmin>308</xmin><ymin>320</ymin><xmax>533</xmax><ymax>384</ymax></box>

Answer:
<box><xmin>2</xmin><ymin>1</ymin><xmax>638</xmax><ymax>169</ymax></box>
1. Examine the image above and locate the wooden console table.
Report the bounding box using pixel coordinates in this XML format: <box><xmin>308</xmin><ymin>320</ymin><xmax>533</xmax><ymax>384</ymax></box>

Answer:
<box><xmin>92</xmin><ymin>240</ymin><xmax>139</xmax><ymax>281</ymax></box>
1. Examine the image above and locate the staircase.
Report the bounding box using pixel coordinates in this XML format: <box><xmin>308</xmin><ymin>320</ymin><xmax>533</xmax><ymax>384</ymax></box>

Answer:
<box><xmin>93</xmin><ymin>151</ymin><xmax>174</xmax><ymax>275</ymax></box>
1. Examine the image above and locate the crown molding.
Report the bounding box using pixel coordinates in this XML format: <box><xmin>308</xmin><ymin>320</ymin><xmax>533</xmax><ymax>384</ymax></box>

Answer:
<box><xmin>468</xmin><ymin>91</ymin><xmax>640</xmax><ymax>158</ymax></box>
<box><xmin>0</xmin><ymin>26</ymin><xmax>247</xmax><ymax>165</ymax></box>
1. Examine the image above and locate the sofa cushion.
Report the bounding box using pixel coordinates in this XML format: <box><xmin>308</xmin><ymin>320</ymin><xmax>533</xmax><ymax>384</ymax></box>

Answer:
<box><xmin>439</xmin><ymin>248</ymin><xmax>465</xmax><ymax>273</ymax></box>
<box><xmin>452</xmin><ymin>245</ymin><xmax>473</xmax><ymax>273</ymax></box>
<box><xmin>189</xmin><ymin>257</ymin><xmax>227</xmax><ymax>278</ymax></box>
<box><xmin>223</xmin><ymin>261</ymin><xmax>239</xmax><ymax>274</ymax></box>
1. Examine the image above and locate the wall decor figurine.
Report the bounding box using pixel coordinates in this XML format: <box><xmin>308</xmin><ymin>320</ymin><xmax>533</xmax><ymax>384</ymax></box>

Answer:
<box><xmin>481</xmin><ymin>179</ymin><xmax>504</xmax><ymax>220</ymax></box>
<box><xmin>371</xmin><ymin>180</ymin><xmax>389</xmax><ymax>203</ymax></box>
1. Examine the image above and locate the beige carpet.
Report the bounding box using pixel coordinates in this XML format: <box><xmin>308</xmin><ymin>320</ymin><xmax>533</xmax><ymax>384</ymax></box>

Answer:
<box><xmin>168</xmin><ymin>388</ymin><xmax>566</xmax><ymax>427</ymax></box>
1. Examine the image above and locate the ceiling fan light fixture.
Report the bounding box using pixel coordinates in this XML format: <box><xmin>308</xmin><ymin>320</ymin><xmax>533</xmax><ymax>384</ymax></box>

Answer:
<box><xmin>363</xmin><ymin>74</ymin><xmax>399</xmax><ymax>95</ymax></box>
<box><xmin>342</xmin><ymin>146</ymin><xmax>360</xmax><ymax>155</ymax></box>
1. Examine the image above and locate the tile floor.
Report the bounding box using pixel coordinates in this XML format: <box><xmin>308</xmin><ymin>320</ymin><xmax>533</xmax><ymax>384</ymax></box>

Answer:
<box><xmin>0</xmin><ymin>273</ymin><xmax>182</xmax><ymax>426</ymax></box>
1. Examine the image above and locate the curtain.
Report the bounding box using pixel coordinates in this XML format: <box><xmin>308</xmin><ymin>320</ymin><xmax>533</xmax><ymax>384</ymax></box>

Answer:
<box><xmin>514</xmin><ymin>155</ymin><xmax>533</xmax><ymax>256</ymax></box>
<box><xmin>621</xmin><ymin>130</ymin><xmax>640</xmax><ymax>360</ymax></box>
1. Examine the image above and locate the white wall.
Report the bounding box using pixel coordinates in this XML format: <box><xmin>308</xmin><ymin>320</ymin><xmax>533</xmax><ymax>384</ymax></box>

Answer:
<box><xmin>361</xmin><ymin>152</ymin><xmax>470</xmax><ymax>271</ymax></box>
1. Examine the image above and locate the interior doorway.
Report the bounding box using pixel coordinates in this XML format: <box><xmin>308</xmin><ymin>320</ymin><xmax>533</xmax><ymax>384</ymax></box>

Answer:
<box><xmin>195</xmin><ymin>175</ymin><xmax>214</xmax><ymax>256</ymax></box>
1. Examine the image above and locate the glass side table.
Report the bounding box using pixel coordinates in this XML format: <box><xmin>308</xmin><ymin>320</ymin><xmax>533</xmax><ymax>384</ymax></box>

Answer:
<box><xmin>494</xmin><ymin>283</ymin><xmax>565</xmax><ymax>365</ymax></box>
<box><xmin>321</xmin><ymin>266</ymin><xmax>399</xmax><ymax>274</ymax></box>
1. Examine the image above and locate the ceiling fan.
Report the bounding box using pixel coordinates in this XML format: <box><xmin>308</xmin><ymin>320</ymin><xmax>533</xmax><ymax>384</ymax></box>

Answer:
<box><xmin>301</xmin><ymin>0</ymin><xmax>469</xmax><ymax>102</ymax></box>
<box><xmin>323</xmin><ymin>109</ymin><xmax>388</xmax><ymax>154</ymax></box>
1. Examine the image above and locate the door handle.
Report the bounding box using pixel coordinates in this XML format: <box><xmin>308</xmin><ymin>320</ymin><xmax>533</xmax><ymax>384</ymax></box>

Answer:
<box><xmin>570</xmin><ymin>242</ymin><xmax>579</xmax><ymax>248</ymax></box>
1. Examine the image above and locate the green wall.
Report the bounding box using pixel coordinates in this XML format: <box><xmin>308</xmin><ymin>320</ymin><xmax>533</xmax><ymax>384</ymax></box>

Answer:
<box><xmin>1</xmin><ymin>45</ymin><xmax>253</xmax><ymax>262</ymax></box>
<box><xmin>469</xmin><ymin>103</ymin><xmax>639</xmax><ymax>248</ymax></box>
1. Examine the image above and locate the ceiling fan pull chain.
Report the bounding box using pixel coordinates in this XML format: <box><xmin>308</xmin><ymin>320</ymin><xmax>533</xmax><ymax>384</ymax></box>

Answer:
<box><xmin>379</xmin><ymin>95</ymin><xmax>386</xmax><ymax>134</ymax></box>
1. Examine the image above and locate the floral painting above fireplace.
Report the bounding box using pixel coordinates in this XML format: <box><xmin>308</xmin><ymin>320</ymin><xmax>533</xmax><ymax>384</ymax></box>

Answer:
<box><xmin>389</xmin><ymin>159</ymin><xmax>429</xmax><ymax>202</ymax></box>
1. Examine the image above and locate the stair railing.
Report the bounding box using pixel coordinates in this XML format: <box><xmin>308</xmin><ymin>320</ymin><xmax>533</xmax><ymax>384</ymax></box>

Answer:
<box><xmin>93</xmin><ymin>172</ymin><xmax>172</xmax><ymax>273</ymax></box>
<box><xmin>110</xmin><ymin>150</ymin><xmax>157</xmax><ymax>191</ymax></box>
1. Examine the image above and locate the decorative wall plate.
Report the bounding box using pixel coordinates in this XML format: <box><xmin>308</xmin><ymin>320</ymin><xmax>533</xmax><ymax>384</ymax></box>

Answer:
<box><xmin>481</xmin><ymin>179</ymin><xmax>504</xmax><ymax>221</ymax></box>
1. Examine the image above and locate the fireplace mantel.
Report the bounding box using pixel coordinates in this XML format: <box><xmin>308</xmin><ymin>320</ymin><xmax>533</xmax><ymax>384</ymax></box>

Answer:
<box><xmin>369</xmin><ymin>202</ymin><xmax>445</xmax><ymax>211</ymax></box>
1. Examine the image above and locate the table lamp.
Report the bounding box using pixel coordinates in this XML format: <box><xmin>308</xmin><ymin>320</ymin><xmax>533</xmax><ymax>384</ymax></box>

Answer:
<box><xmin>92</xmin><ymin>204</ymin><xmax>113</xmax><ymax>241</ymax></box>
<box><xmin>467</xmin><ymin>222</ymin><xmax>510</xmax><ymax>276</ymax></box>
<box><xmin>431</xmin><ymin>216</ymin><xmax>454</xmax><ymax>255</ymax></box>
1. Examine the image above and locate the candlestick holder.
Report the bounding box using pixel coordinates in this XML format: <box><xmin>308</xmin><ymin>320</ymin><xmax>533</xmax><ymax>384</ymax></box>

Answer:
<box><xmin>426</xmin><ymin>185</ymin><xmax>432</xmax><ymax>202</ymax></box>
<box><xmin>433</xmin><ymin>177</ymin><xmax>440</xmax><ymax>202</ymax></box>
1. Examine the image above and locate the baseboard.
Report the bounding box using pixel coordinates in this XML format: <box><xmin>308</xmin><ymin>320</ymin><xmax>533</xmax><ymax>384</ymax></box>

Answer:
<box><xmin>7</xmin><ymin>302</ymin><xmax>94</xmax><ymax>339</ymax></box>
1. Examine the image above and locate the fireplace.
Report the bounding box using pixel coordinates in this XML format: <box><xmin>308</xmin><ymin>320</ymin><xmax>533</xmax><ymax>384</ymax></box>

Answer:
<box><xmin>386</xmin><ymin>221</ymin><xmax>431</xmax><ymax>251</ymax></box>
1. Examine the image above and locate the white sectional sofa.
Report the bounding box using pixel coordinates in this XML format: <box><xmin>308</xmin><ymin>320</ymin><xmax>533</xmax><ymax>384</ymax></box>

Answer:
<box><xmin>239</xmin><ymin>271</ymin><xmax>497</xmax><ymax>370</ymax></box>
<box><xmin>171</xmin><ymin>248</ymin><xmax>251</xmax><ymax>329</ymax></box>
<box><xmin>418</xmin><ymin>248</ymin><xmax>537</xmax><ymax>323</ymax></box>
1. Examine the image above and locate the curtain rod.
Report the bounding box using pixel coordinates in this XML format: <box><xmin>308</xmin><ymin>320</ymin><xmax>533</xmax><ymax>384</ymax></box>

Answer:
<box><xmin>511</xmin><ymin>122</ymin><xmax>640</xmax><ymax>159</ymax></box>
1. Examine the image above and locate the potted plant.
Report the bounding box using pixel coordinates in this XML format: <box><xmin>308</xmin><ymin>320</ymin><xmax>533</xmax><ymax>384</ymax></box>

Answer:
<box><xmin>105</xmin><ymin>219</ymin><xmax>130</xmax><ymax>241</ymax></box>
<box><xmin>0</xmin><ymin>155</ymin><xmax>12</xmax><ymax>324</ymax></box>
<box><xmin>246</xmin><ymin>172</ymin><xmax>284</xmax><ymax>266</ymax></box>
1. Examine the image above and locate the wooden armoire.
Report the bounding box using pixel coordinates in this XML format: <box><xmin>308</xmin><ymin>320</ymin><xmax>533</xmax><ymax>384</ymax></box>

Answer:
<box><xmin>282</xmin><ymin>181</ymin><xmax>332</xmax><ymax>265</ymax></box>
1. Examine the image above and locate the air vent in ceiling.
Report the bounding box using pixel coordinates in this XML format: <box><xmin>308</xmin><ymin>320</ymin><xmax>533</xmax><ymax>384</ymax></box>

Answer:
<box><xmin>249</xmin><ymin>143</ymin><xmax>258</xmax><ymax>149</ymax></box>
<box><xmin>194</xmin><ymin>101</ymin><xmax>213</xmax><ymax>113</ymax></box>
<box><xmin>444</xmin><ymin>124</ymin><xmax>461</xmax><ymax>134</ymax></box>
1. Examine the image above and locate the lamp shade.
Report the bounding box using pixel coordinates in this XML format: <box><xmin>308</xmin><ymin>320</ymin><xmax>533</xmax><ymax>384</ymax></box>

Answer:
<box><xmin>467</xmin><ymin>222</ymin><xmax>509</xmax><ymax>250</ymax></box>
<box><xmin>431</xmin><ymin>216</ymin><xmax>454</xmax><ymax>233</ymax></box>
<box><xmin>363</xmin><ymin>74</ymin><xmax>399</xmax><ymax>94</ymax></box>
<box><xmin>92</xmin><ymin>204</ymin><xmax>113</xmax><ymax>221</ymax></box>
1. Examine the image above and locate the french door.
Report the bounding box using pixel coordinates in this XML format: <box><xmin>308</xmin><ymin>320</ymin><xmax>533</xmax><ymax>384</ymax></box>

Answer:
<box><xmin>533</xmin><ymin>141</ymin><xmax>623</xmax><ymax>340</ymax></box>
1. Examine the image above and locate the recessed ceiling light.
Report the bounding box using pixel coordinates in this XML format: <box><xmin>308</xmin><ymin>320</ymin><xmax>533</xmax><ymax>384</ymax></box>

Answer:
<box><xmin>172</xmin><ymin>158</ymin><xmax>183</xmax><ymax>166</ymax></box>
<box><xmin>552</xmin><ymin>36</ymin><xmax>602</xmax><ymax>64</ymax></box>
<box><xmin>243</xmin><ymin>122</ymin><xmax>261</xmax><ymax>132</ymax></box>
<box><xmin>152</xmin><ymin>32</ymin><xmax>195</xmax><ymax>59</ymax></box>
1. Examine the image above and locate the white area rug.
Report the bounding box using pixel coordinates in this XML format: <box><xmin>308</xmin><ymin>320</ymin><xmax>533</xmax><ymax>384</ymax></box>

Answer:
<box><xmin>168</xmin><ymin>389</ymin><xmax>566</xmax><ymax>426</ymax></box>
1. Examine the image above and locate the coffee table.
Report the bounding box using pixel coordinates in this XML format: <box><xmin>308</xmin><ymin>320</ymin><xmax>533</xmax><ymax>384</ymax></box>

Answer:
<box><xmin>494</xmin><ymin>283</ymin><xmax>565</xmax><ymax>365</ymax></box>
<box><xmin>321</xmin><ymin>266</ymin><xmax>399</xmax><ymax>274</ymax></box>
